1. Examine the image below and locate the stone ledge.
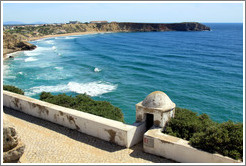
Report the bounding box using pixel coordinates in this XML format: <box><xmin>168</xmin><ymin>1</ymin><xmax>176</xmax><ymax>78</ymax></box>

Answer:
<box><xmin>3</xmin><ymin>90</ymin><xmax>146</xmax><ymax>148</ymax></box>
<box><xmin>143</xmin><ymin>128</ymin><xmax>241</xmax><ymax>163</ymax></box>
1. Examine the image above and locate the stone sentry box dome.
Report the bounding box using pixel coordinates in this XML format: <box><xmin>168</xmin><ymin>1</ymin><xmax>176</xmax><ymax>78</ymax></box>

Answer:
<box><xmin>136</xmin><ymin>91</ymin><xmax>176</xmax><ymax>128</ymax></box>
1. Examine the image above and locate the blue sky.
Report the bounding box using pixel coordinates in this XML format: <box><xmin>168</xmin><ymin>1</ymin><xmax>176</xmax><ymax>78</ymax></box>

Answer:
<box><xmin>3</xmin><ymin>2</ymin><xmax>244</xmax><ymax>23</ymax></box>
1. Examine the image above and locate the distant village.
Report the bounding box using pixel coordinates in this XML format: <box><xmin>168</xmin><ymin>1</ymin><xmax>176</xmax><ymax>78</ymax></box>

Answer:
<box><xmin>3</xmin><ymin>20</ymin><xmax>115</xmax><ymax>31</ymax></box>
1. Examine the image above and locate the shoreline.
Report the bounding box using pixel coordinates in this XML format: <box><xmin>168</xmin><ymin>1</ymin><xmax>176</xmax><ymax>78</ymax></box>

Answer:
<box><xmin>3</xmin><ymin>31</ymin><xmax>105</xmax><ymax>61</ymax></box>
<box><xmin>2</xmin><ymin>22</ymin><xmax>211</xmax><ymax>61</ymax></box>
<box><xmin>26</xmin><ymin>31</ymin><xmax>103</xmax><ymax>41</ymax></box>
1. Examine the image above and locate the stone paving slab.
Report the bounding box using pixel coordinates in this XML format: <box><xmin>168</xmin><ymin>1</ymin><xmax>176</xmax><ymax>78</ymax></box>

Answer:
<box><xmin>3</xmin><ymin>107</ymin><xmax>175</xmax><ymax>163</ymax></box>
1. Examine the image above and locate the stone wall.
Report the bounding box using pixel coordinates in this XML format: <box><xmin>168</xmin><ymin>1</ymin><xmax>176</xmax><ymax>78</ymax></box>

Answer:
<box><xmin>143</xmin><ymin>128</ymin><xmax>240</xmax><ymax>163</ymax></box>
<box><xmin>3</xmin><ymin>90</ymin><xmax>146</xmax><ymax>148</ymax></box>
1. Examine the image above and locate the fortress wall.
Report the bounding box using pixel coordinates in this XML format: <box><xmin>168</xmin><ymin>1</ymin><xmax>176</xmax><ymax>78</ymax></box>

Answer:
<box><xmin>3</xmin><ymin>90</ymin><xmax>145</xmax><ymax>148</ymax></box>
<box><xmin>143</xmin><ymin>128</ymin><xmax>240</xmax><ymax>163</ymax></box>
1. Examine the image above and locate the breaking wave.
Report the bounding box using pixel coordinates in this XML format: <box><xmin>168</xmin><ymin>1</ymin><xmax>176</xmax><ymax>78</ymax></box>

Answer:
<box><xmin>65</xmin><ymin>36</ymin><xmax>78</xmax><ymax>39</ymax></box>
<box><xmin>24</xmin><ymin>51</ymin><xmax>40</xmax><ymax>56</ymax></box>
<box><xmin>25</xmin><ymin>57</ymin><xmax>38</xmax><ymax>62</ymax></box>
<box><xmin>26</xmin><ymin>81</ymin><xmax>117</xmax><ymax>97</ymax></box>
<box><xmin>24</xmin><ymin>46</ymin><xmax>52</xmax><ymax>56</ymax></box>
<box><xmin>44</xmin><ymin>40</ymin><xmax>55</xmax><ymax>45</ymax></box>
<box><xmin>54</xmin><ymin>67</ymin><xmax>63</xmax><ymax>70</ymax></box>
<box><xmin>94</xmin><ymin>67</ymin><xmax>101</xmax><ymax>72</ymax></box>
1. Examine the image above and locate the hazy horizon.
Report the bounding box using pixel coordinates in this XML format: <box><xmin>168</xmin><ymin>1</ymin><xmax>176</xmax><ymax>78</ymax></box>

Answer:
<box><xmin>3</xmin><ymin>21</ymin><xmax>244</xmax><ymax>25</ymax></box>
<box><xmin>3</xmin><ymin>2</ymin><xmax>244</xmax><ymax>24</ymax></box>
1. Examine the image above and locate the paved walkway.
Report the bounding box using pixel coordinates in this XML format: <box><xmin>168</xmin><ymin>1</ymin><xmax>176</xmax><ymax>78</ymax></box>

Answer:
<box><xmin>3</xmin><ymin>107</ymin><xmax>174</xmax><ymax>163</ymax></box>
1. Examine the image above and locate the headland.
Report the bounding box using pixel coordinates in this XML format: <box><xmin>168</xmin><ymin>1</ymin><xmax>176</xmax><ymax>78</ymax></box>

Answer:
<box><xmin>3</xmin><ymin>22</ymin><xmax>210</xmax><ymax>60</ymax></box>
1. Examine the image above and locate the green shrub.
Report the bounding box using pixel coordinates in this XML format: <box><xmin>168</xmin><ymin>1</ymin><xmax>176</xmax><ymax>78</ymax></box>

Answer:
<box><xmin>164</xmin><ymin>107</ymin><xmax>214</xmax><ymax>140</ymax></box>
<box><xmin>3</xmin><ymin>85</ymin><xmax>24</xmax><ymax>95</ymax></box>
<box><xmin>164</xmin><ymin>107</ymin><xmax>243</xmax><ymax>160</ymax></box>
<box><xmin>40</xmin><ymin>92</ymin><xmax>124</xmax><ymax>122</ymax></box>
<box><xmin>190</xmin><ymin>121</ymin><xmax>243</xmax><ymax>160</ymax></box>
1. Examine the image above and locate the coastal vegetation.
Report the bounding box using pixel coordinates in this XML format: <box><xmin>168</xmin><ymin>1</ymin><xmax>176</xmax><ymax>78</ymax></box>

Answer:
<box><xmin>4</xmin><ymin>22</ymin><xmax>210</xmax><ymax>37</ymax></box>
<box><xmin>164</xmin><ymin>107</ymin><xmax>243</xmax><ymax>160</ymax></box>
<box><xmin>3</xmin><ymin>85</ymin><xmax>124</xmax><ymax>122</ymax></box>
<box><xmin>3</xmin><ymin>85</ymin><xmax>24</xmax><ymax>95</ymax></box>
<box><xmin>40</xmin><ymin>92</ymin><xmax>124</xmax><ymax>122</ymax></box>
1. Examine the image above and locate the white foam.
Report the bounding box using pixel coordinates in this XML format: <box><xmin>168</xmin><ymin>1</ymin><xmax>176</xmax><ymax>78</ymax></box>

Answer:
<box><xmin>26</xmin><ymin>81</ymin><xmax>117</xmax><ymax>97</ymax></box>
<box><xmin>25</xmin><ymin>57</ymin><xmax>38</xmax><ymax>62</ymax></box>
<box><xmin>35</xmin><ymin>38</ymin><xmax>45</xmax><ymax>42</ymax></box>
<box><xmin>13</xmin><ymin>57</ymin><xmax>24</xmax><ymax>61</ymax></box>
<box><xmin>26</xmin><ymin>84</ymin><xmax>68</xmax><ymax>96</ymax></box>
<box><xmin>24</xmin><ymin>51</ymin><xmax>40</xmax><ymax>56</ymax></box>
<box><xmin>24</xmin><ymin>46</ymin><xmax>52</xmax><ymax>56</ymax></box>
<box><xmin>67</xmin><ymin>81</ymin><xmax>116</xmax><ymax>96</ymax></box>
<box><xmin>52</xmin><ymin>46</ymin><xmax>57</xmax><ymax>50</ymax></box>
<box><xmin>54</xmin><ymin>67</ymin><xmax>63</xmax><ymax>70</ymax></box>
<box><xmin>18</xmin><ymin>72</ymin><xmax>23</xmax><ymax>75</ymax></box>
<box><xmin>99</xmin><ymin>32</ymin><xmax>112</xmax><ymax>34</ymax></box>
<box><xmin>3</xmin><ymin>63</ymin><xmax>11</xmax><ymax>76</ymax></box>
<box><xmin>38</xmin><ymin>46</ymin><xmax>53</xmax><ymax>51</ymax></box>
<box><xmin>65</xmin><ymin>36</ymin><xmax>78</xmax><ymax>39</ymax></box>
<box><xmin>94</xmin><ymin>67</ymin><xmax>101</xmax><ymax>72</ymax></box>
<box><xmin>4</xmin><ymin>75</ymin><xmax>16</xmax><ymax>79</ymax></box>
<box><xmin>54</xmin><ymin>36</ymin><xmax>79</xmax><ymax>40</ymax></box>
<box><xmin>44</xmin><ymin>40</ymin><xmax>55</xmax><ymax>45</ymax></box>
<box><xmin>6</xmin><ymin>51</ymin><xmax>20</xmax><ymax>56</ymax></box>
<box><xmin>3</xmin><ymin>63</ymin><xmax>9</xmax><ymax>71</ymax></box>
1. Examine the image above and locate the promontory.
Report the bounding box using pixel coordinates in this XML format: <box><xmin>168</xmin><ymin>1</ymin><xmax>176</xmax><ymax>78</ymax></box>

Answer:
<box><xmin>3</xmin><ymin>22</ymin><xmax>210</xmax><ymax>58</ymax></box>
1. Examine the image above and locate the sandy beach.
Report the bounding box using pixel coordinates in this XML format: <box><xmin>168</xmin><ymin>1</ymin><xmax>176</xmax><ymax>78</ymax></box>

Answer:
<box><xmin>3</xmin><ymin>31</ymin><xmax>103</xmax><ymax>61</ymax></box>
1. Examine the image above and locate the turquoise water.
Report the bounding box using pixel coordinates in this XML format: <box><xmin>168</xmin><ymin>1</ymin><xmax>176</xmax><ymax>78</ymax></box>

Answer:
<box><xmin>3</xmin><ymin>23</ymin><xmax>243</xmax><ymax>124</ymax></box>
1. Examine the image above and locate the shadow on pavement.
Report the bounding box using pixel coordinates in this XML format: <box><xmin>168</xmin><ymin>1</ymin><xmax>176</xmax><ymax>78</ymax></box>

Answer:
<box><xmin>3</xmin><ymin>106</ymin><xmax>124</xmax><ymax>152</ymax></box>
<box><xmin>129</xmin><ymin>143</ymin><xmax>176</xmax><ymax>163</ymax></box>
<box><xmin>3</xmin><ymin>106</ymin><xmax>174</xmax><ymax>163</ymax></box>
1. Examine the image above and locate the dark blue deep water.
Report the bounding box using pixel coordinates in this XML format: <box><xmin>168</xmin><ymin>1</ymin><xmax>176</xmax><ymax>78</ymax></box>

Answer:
<box><xmin>3</xmin><ymin>23</ymin><xmax>243</xmax><ymax>124</ymax></box>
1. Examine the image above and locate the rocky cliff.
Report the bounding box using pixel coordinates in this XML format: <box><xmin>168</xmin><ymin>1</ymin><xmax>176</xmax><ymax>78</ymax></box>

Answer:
<box><xmin>58</xmin><ymin>22</ymin><xmax>210</xmax><ymax>33</ymax></box>
<box><xmin>97</xmin><ymin>22</ymin><xmax>210</xmax><ymax>32</ymax></box>
<box><xmin>3</xmin><ymin>22</ymin><xmax>210</xmax><ymax>57</ymax></box>
<box><xmin>3</xmin><ymin>33</ymin><xmax>36</xmax><ymax>56</ymax></box>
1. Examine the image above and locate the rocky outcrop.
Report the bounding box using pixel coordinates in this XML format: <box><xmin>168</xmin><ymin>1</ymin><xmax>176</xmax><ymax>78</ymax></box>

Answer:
<box><xmin>16</xmin><ymin>41</ymin><xmax>36</xmax><ymax>50</ymax></box>
<box><xmin>3</xmin><ymin>33</ymin><xmax>36</xmax><ymax>56</ymax></box>
<box><xmin>3</xmin><ymin>113</ymin><xmax>25</xmax><ymax>163</ymax></box>
<box><xmin>164</xmin><ymin>22</ymin><xmax>210</xmax><ymax>31</ymax></box>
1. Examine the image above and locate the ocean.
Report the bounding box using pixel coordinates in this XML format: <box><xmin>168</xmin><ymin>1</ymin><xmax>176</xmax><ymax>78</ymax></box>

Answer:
<box><xmin>3</xmin><ymin>23</ymin><xmax>243</xmax><ymax>124</ymax></box>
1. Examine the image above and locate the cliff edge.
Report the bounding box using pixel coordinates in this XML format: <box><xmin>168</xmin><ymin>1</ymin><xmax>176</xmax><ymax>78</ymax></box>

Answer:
<box><xmin>107</xmin><ymin>22</ymin><xmax>210</xmax><ymax>32</ymax></box>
